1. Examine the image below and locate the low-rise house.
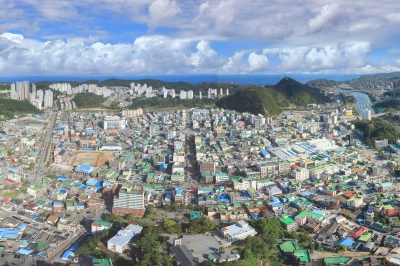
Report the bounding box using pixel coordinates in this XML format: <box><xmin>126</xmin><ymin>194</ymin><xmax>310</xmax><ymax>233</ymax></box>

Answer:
<box><xmin>27</xmin><ymin>184</ymin><xmax>46</xmax><ymax>198</ymax></box>
<box><xmin>92</xmin><ymin>220</ymin><xmax>113</xmax><ymax>234</ymax></box>
<box><xmin>57</xmin><ymin>219</ymin><xmax>81</xmax><ymax>234</ymax></box>
<box><xmin>46</xmin><ymin>215</ymin><xmax>59</xmax><ymax>225</ymax></box>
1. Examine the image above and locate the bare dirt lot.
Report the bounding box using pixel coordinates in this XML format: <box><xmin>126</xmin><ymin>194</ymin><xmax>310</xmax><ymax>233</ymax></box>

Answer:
<box><xmin>68</xmin><ymin>151</ymin><xmax>114</xmax><ymax>169</ymax></box>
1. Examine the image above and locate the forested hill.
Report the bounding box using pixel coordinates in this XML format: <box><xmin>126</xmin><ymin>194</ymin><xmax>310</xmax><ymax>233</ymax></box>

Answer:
<box><xmin>216</xmin><ymin>78</ymin><xmax>331</xmax><ymax>116</ymax></box>
<box><xmin>271</xmin><ymin>77</ymin><xmax>331</xmax><ymax>105</ymax></box>
<box><xmin>0</xmin><ymin>99</ymin><xmax>43</xmax><ymax>118</ymax></box>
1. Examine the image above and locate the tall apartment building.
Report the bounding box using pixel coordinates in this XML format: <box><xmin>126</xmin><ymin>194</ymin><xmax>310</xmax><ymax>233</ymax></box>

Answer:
<box><xmin>44</xmin><ymin>90</ymin><xmax>54</xmax><ymax>107</ymax></box>
<box><xmin>10</xmin><ymin>81</ymin><xmax>30</xmax><ymax>100</ymax></box>
<box><xmin>112</xmin><ymin>187</ymin><xmax>145</xmax><ymax>217</ymax></box>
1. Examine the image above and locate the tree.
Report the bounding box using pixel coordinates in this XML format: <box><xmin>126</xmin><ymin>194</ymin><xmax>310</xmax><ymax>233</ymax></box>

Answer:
<box><xmin>163</xmin><ymin>219</ymin><xmax>175</xmax><ymax>229</ymax></box>
<box><xmin>125</xmin><ymin>214</ymin><xmax>137</xmax><ymax>221</ymax></box>
<box><xmin>337</xmin><ymin>244</ymin><xmax>347</xmax><ymax>254</ymax></box>
<box><xmin>202</xmin><ymin>218</ymin><xmax>215</xmax><ymax>231</ymax></box>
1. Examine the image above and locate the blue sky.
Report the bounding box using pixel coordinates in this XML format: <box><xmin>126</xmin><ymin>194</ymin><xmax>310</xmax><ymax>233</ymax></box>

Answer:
<box><xmin>0</xmin><ymin>0</ymin><xmax>400</xmax><ymax>76</ymax></box>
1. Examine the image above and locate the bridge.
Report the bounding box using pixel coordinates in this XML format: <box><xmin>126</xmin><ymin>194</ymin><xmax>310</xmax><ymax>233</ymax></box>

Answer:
<box><xmin>356</xmin><ymin>103</ymin><xmax>371</xmax><ymax>108</ymax></box>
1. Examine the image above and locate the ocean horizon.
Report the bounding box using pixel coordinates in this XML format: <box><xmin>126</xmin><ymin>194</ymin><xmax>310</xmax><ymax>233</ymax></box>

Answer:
<box><xmin>0</xmin><ymin>74</ymin><xmax>358</xmax><ymax>86</ymax></box>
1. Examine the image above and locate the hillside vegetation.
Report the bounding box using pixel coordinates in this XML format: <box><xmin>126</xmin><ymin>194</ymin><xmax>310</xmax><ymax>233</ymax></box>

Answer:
<box><xmin>353</xmin><ymin>118</ymin><xmax>400</xmax><ymax>145</ymax></box>
<box><xmin>216</xmin><ymin>86</ymin><xmax>290</xmax><ymax>116</ymax></box>
<box><xmin>216</xmin><ymin>78</ymin><xmax>331</xmax><ymax>116</ymax></box>
<box><xmin>0</xmin><ymin>99</ymin><xmax>43</xmax><ymax>118</ymax></box>
<box><xmin>306</xmin><ymin>79</ymin><xmax>341</xmax><ymax>88</ymax></box>
<box><xmin>271</xmin><ymin>77</ymin><xmax>332</xmax><ymax>105</ymax></box>
<box><xmin>374</xmin><ymin>100</ymin><xmax>400</xmax><ymax>108</ymax></box>
<box><xmin>72</xmin><ymin>92</ymin><xmax>105</xmax><ymax>108</ymax></box>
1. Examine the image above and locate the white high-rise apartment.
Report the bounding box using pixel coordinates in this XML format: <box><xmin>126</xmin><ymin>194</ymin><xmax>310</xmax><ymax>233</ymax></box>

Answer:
<box><xmin>44</xmin><ymin>90</ymin><xmax>53</xmax><ymax>107</ymax></box>
<box><xmin>362</xmin><ymin>109</ymin><xmax>371</xmax><ymax>120</ymax></box>
<box><xmin>187</xmin><ymin>90</ymin><xmax>193</xmax><ymax>99</ymax></box>
<box><xmin>10</xmin><ymin>83</ymin><xmax>16</xmax><ymax>100</ymax></box>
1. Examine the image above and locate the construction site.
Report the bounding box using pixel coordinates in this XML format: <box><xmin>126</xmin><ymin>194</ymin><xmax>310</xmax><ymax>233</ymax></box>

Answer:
<box><xmin>67</xmin><ymin>151</ymin><xmax>114</xmax><ymax>169</ymax></box>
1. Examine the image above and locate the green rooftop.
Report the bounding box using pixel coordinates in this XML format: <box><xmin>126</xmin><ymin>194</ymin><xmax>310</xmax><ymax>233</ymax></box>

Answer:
<box><xmin>279</xmin><ymin>241</ymin><xmax>300</xmax><ymax>253</ymax></box>
<box><xmin>93</xmin><ymin>258</ymin><xmax>112</xmax><ymax>266</ymax></box>
<box><xmin>280</xmin><ymin>215</ymin><xmax>295</xmax><ymax>225</ymax></box>
<box><xmin>293</xmin><ymin>249</ymin><xmax>311</xmax><ymax>263</ymax></box>
<box><xmin>358</xmin><ymin>232</ymin><xmax>372</xmax><ymax>242</ymax></box>
<box><xmin>93</xmin><ymin>220</ymin><xmax>113</xmax><ymax>228</ymax></box>
<box><xmin>295</xmin><ymin>211</ymin><xmax>323</xmax><ymax>220</ymax></box>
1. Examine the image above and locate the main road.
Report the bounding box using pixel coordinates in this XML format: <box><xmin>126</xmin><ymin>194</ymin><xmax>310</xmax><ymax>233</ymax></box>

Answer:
<box><xmin>32</xmin><ymin>109</ymin><xmax>58</xmax><ymax>181</ymax></box>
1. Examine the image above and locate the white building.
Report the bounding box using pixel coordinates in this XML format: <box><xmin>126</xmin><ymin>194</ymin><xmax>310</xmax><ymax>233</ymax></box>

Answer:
<box><xmin>107</xmin><ymin>224</ymin><xmax>142</xmax><ymax>253</ymax></box>
<box><xmin>219</xmin><ymin>220</ymin><xmax>257</xmax><ymax>243</ymax></box>
<box><xmin>187</xmin><ymin>90</ymin><xmax>193</xmax><ymax>99</ymax></box>
<box><xmin>44</xmin><ymin>90</ymin><xmax>53</xmax><ymax>108</ymax></box>
<box><xmin>179</xmin><ymin>90</ymin><xmax>187</xmax><ymax>100</ymax></box>
<box><xmin>99</xmin><ymin>143</ymin><xmax>122</xmax><ymax>151</ymax></box>
<box><xmin>103</xmin><ymin>116</ymin><xmax>126</xmax><ymax>130</ymax></box>
<box><xmin>362</xmin><ymin>109</ymin><xmax>372</xmax><ymax>120</ymax></box>
<box><xmin>307</xmin><ymin>138</ymin><xmax>335</xmax><ymax>150</ymax></box>
<box><xmin>291</xmin><ymin>168</ymin><xmax>309</xmax><ymax>182</ymax></box>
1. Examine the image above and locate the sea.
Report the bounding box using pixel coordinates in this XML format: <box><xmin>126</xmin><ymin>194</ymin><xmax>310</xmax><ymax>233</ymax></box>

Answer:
<box><xmin>0</xmin><ymin>74</ymin><xmax>358</xmax><ymax>86</ymax></box>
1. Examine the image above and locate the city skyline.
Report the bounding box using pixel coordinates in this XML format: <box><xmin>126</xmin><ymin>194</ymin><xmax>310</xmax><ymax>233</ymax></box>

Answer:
<box><xmin>0</xmin><ymin>0</ymin><xmax>400</xmax><ymax>76</ymax></box>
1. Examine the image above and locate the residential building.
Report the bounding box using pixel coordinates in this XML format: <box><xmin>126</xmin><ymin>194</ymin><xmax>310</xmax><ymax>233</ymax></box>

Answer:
<box><xmin>92</xmin><ymin>220</ymin><xmax>113</xmax><ymax>234</ymax></box>
<box><xmin>107</xmin><ymin>224</ymin><xmax>142</xmax><ymax>253</ymax></box>
<box><xmin>27</xmin><ymin>184</ymin><xmax>47</xmax><ymax>198</ymax></box>
<box><xmin>112</xmin><ymin>187</ymin><xmax>146</xmax><ymax>217</ymax></box>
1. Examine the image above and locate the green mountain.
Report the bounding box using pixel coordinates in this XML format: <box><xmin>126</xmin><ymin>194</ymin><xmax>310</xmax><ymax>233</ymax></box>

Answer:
<box><xmin>0</xmin><ymin>99</ymin><xmax>43</xmax><ymax>118</ymax></box>
<box><xmin>271</xmin><ymin>77</ymin><xmax>331</xmax><ymax>105</ymax></box>
<box><xmin>216</xmin><ymin>86</ymin><xmax>290</xmax><ymax>116</ymax></box>
<box><xmin>216</xmin><ymin>78</ymin><xmax>331</xmax><ymax>116</ymax></box>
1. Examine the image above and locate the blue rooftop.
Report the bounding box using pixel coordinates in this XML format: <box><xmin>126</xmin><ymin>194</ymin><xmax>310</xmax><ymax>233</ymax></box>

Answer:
<box><xmin>337</xmin><ymin>238</ymin><xmax>354</xmax><ymax>247</ymax></box>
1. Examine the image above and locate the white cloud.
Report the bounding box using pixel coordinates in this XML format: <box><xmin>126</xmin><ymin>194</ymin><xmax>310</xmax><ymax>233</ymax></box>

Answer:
<box><xmin>247</xmin><ymin>53</ymin><xmax>269</xmax><ymax>72</ymax></box>
<box><xmin>222</xmin><ymin>52</ymin><xmax>245</xmax><ymax>73</ymax></box>
<box><xmin>2</xmin><ymin>1</ymin><xmax>400</xmax><ymax>74</ymax></box>
<box><xmin>265</xmin><ymin>43</ymin><xmax>371</xmax><ymax>73</ymax></box>
<box><xmin>308</xmin><ymin>3</ymin><xmax>341</xmax><ymax>32</ymax></box>
<box><xmin>148</xmin><ymin>0</ymin><xmax>181</xmax><ymax>27</ymax></box>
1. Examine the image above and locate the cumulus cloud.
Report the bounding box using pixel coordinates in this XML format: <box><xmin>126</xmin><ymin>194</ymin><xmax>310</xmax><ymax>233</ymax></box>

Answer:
<box><xmin>264</xmin><ymin>42</ymin><xmax>370</xmax><ymax>73</ymax></box>
<box><xmin>247</xmin><ymin>53</ymin><xmax>269</xmax><ymax>72</ymax></box>
<box><xmin>308</xmin><ymin>3</ymin><xmax>342</xmax><ymax>32</ymax></box>
<box><xmin>0</xmin><ymin>32</ymin><xmax>269</xmax><ymax>75</ymax></box>
<box><xmin>148</xmin><ymin>0</ymin><xmax>181</xmax><ymax>27</ymax></box>
<box><xmin>222</xmin><ymin>52</ymin><xmax>245</xmax><ymax>73</ymax></box>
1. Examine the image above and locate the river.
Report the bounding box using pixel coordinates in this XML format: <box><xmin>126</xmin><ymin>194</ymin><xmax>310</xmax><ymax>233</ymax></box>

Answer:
<box><xmin>349</xmin><ymin>91</ymin><xmax>375</xmax><ymax>115</ymax></box>
<box><xmin>337</xmin><ymin>90</ymin><xmax>375</xmax><ymax>114</ymax></box>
